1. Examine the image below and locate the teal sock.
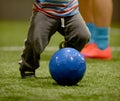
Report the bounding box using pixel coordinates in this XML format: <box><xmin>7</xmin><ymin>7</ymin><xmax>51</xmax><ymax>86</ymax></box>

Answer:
<box><xmin>86</xmin><ymin>23</ymin><xmax>95</xmax><ymax>43</ymax></box>
<box><xmin>94</xmin><ymin>27</ymin><xmax>109</xmax><ymax>50</ymax></box>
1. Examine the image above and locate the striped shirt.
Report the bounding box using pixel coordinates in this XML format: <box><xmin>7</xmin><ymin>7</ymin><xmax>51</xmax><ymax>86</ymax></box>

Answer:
<box><xmin>33</xmin><ymin>0</ymin><xmax>79</xmax><ymax>18</ymax></box>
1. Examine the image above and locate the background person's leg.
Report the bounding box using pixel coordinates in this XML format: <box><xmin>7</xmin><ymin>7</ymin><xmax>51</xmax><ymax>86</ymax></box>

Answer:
<box><xmin>80</xmin><ymin>0</ymin><xmax>113</xmax><ymax>60</ymax></box>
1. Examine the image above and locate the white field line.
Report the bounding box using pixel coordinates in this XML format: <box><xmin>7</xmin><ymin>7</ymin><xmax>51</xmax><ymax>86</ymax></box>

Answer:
<box><xmin>0</xmin><ymin>46</ymin><xmax>58</xmax><ymax>51</ymax></box>
<box><xmin>111</xmin><ymin>28</ymin><xmax>120</xmax><ymax>35</ymax></box>
<box><xmin>0</xmin><ymin>46</ymin><xmax>120</xmax><ymax>51</ymax></box>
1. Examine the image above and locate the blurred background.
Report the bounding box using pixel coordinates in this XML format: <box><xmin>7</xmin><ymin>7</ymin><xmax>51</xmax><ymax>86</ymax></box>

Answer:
<box><xmin>0</xmin><ymin>0</ymin><xmax>120</xmax><ymax>22</ymax></box>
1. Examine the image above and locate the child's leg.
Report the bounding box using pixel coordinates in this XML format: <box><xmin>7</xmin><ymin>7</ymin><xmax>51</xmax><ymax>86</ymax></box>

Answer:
<box><xmin>64</xmin><ymin>13</ymin><xmax>90</xmax><ymax>51</ymax></box>
<box><xmin>19</xmin><ymin>12</ymin><xmax>60</xmax><ymax>78</ymax></box>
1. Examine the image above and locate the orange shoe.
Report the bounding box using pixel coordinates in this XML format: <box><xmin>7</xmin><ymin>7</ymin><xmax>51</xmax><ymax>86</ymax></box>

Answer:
<box><xmin>81</xmin><ymin>43</ymin><xmax>96</xmax><ymax>54</ymax></box>
<box><xmin>81</xmin><ymin>44</ymin><xmax>112</xmax><ymax>60</ymax></box>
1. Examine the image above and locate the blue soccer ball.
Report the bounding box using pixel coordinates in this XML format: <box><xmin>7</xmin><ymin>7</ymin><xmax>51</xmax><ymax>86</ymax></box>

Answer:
<box><xmin>49</xmin><ymin>48</ymin><xmax>86</xmax><ymax>86</ymax></box>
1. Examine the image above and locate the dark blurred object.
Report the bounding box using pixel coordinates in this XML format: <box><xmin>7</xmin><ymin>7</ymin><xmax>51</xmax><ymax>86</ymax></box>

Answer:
<box><xmin>0</xmin><ymin>0</ymin><xmax>33</xmax><ymax>20</ymax></box>
<box><xmin>112</xmin><ymin>0</ymin><xmax>120</xmax><ymax>22</ymax></box>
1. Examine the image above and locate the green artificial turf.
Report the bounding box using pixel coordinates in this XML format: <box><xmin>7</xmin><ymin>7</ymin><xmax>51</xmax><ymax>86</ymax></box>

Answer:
<box><xmin>0</xmin><ymin>21</ymin><xmax>120</xmax><ymax>101</ymax></box>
